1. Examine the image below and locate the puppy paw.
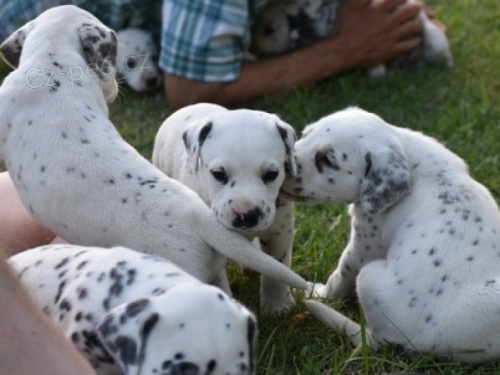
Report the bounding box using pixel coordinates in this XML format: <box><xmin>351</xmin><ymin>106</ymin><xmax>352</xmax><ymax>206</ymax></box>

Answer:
<box><xmin>306</xmin><ymin>282</ymin><xmax>330</xmax><ymax>299</ymax></box>
<box><xmin>260</xmin><ymin>293</ymin><xmax>295</xmax><ymax>316</ymax></box>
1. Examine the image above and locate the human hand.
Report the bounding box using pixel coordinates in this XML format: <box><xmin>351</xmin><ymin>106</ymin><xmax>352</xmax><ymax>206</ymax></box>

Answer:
<box><xmin>332</xmin><ymin>0</ymin><xmax>424</xmax><ymax>68</ymax></box>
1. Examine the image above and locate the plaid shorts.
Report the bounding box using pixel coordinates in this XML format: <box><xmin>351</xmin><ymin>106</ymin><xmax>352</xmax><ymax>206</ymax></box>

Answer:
<box><xmin>160</xmin><ymin>0</ymin><xmax>266</xmax><ymax>82</ymax></box>
<box><xmin>0</xmin><ymin>0</ymin><xmax>161</xmax><ymax>41</ymax></box>
<box><xmin>0</xmin><ymin>0</ymin><xmax>264</xmax><ymax>82</ymax></box>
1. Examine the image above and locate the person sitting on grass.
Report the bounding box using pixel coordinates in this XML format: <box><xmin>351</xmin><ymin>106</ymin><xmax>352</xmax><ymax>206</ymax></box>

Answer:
<box><xmin>0</xmin><ymin>0</ymin><xmax>437</xmax><ymax>110</ymax></box>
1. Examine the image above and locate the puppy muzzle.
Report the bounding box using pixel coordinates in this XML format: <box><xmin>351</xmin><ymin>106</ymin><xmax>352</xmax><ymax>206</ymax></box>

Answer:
<box><xmin>232</xmin><ymin>207</ymin><xmax>264</xmax><ymax>229</ymax></box>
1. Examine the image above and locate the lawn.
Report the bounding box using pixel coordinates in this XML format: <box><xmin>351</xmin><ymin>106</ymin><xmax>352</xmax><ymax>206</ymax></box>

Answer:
<box><xmin>2</xmin><ymin>0</ymin><xmax>500</xmax><ymax>373</ymax></box>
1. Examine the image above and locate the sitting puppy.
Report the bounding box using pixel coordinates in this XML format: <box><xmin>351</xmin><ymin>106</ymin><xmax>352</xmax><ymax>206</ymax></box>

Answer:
<box><xmin>9</xmin><ymin>244</ymin><xmax>257</xmax><ymax>375</ymax></box>
<box><xmin>116</xmin><ymin>28</ymin><xmax>162</xmax><ymax>92</ymax></box>
<box><xmin>283</xmin><ymin>107</ymin><xmax>500</xmax><ymax>362</ymax></box>
<box><xmin>251</xmin><ymin>0</ymin><xmax>452</xmax><ymax>77</ymax></box>
<box><xmin>152</xmin><ymin>103</ymin><xmax>298</xmax><ymax>315</ymax></box>
<box><xmin>0</xmin><ymin>6</ymin><xmax>307</xmax><ymax>294</ymax></box>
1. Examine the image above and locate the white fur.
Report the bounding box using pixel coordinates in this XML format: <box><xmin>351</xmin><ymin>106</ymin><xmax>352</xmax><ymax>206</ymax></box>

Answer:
<box><xmin>116</xmin><ymin>28</ymin><xmax>162</xmax><ymax>92</ymax></box>
<box><xmin>9</xmin><ymin>244</ymin><xmax>257</xmax><ymax>375</ymax></box>
<box><xmin>284</xmin><ymin>107</ymin><xmax>500</xmax><ymax>362</ymax></box>
<box><xmin>0</xmin><ymin>6</ymin><xmax>307</xmax><ymax>293</ymax></box>
<box><xmin>152</xmin><ymin>103</ymin><xmax>298</xmax><ymax>315</ymax></box>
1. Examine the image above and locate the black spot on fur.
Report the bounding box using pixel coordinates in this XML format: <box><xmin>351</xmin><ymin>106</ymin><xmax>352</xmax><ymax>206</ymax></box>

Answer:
<box><xmin>125</xmin><ymin>299</ymin><xmax>149</xmax><ymax>318</ymax></box>
<box><xmin>59</xmin><ymin>298</ymin><xmax>72</xmax><ymax>312</ymax></box>
<box><xmin>198</xmin><ymin>122</ymin><xmax>213</xmax><ymax>147</ymax></box>
<box><xmin>55</xmin><ymin>257</ymin><xmax>70</xmax><ymax>270</ymax></box>
<box><xmin>113</xmin><ymin>335</ymin><xmax>138</xmax><ymax>365</ymax></box>
<box><xmin>54</xmin><ymin>280</ymin><xmax>67</xmax><ymax>304</ymax></box>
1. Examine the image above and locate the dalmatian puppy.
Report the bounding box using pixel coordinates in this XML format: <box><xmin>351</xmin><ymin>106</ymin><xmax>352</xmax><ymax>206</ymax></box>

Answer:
<box><xmin>0</xmin><ymin>6</ymin><xmax>307</xmax><ymax>294</ymax></box>
<box><xmin>251</xmin><ymin>0</ymin><xmax>338</xmax><ymax>56</ymax></box>
<box><xmin>152</xmin><ymin>103</ymin><xmax>298</xmax><ymax>315</ymax></box>
<box><xmin>9</xmin><ymin>244</ymin><xmax>257</xmax><ymax>375</ymax></box>
<box><xmin>282</xmin><ymin>107</ymin><xmax>500</xmax><ymax>362</ymax></box>
<box><xmin>251</xmin><ymin>0</ymin><xmax>452</xmax><ymax>77</ymax></box>
<box><xmin>116</xmin><ymin>28</ymin><xmax>162</xmax><ymax>92</ymax></box>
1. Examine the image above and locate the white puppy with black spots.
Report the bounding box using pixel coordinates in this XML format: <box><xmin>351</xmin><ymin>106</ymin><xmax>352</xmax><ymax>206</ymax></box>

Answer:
<box><xmin>282</xmin><ymin>107</ymin><xmax>500</xmax><ymax>362</ymax></box>
<box><xmin>9</xmin><ymin>244</ymin><xmax>257</xmax><ymax>375</ymax></box>
<box><xmin>152</xmin><ymin>103</ymin><xmax>298</xmax><ymax>315</ymax></box>
<box><xmin>0</xmin><ymin>6</ymin><xmax>307</xmax><ymax>294</ymax></box>
<box><xmin>116</xmin><ymin>28</ymin><xmax>162</xmax><ymax>92</ymax></box>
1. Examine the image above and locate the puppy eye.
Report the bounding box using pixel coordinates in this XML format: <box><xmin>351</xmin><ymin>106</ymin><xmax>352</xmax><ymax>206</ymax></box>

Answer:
<box><xmin>262</xmin><ymin>170</ymin><xmax>279</xmax><ymax>184</ymax></box>
<box><xmin>211</xmin><ymin>169</ymin><xmax>228</xmax><ymax>185</ymax></box>
<box><xmin>126</xmin><ymin>57</ymin><xmax>137</xmax><ymax>70</ymax></box>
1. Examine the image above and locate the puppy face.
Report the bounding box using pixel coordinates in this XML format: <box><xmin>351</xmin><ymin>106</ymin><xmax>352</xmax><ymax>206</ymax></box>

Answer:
<box><xmin>116</xmin><ymin>28</ymin><xmax>162</xmax><ymax>92</ymax></box>
<box><xmin>97</xmin><ymin>284</ymin><xmax>257</xmax><ymax>375</ymax></box>
<box><xmin>183</xmin><ymin>109</ymin><xmax>296</xmax><ymax>234</ymax></box>
<box><xmin>0</xmin><ymin>5</ymin><xmax>118</xmax><ymax>103</ymax></box>
<box><xmin>282</xmin><ymin>107</ymin><xmax>410</xmax><ymax>215</ymax></box>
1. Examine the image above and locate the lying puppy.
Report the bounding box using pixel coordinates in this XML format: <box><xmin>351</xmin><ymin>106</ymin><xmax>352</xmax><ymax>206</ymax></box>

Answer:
<box><xmin>9</xmin><ymin>244</ymin><xmax>257</xmax><ymax>375</ymax></box>
<box><xmin>116</xmin><ymin>27</ymin><xmax>162</xmax><ymax>92</ymax></box>
<box><xmin>251</xmin><ymin>0</ymin><xmax>452</xmax><ymax>77</ymax></box>
<box><xmin>152</xmin><ymin>103</ymin><xmax>298</xmax><ymax>315</ymax></box>
<box><xmin>0</xmin><ymin>6</ymin><xmax>307</xmax><ymax>293</ymax></box>
<box><xmin>251</xmin><ymin>0</ymin><xmax>338</xmax><ymax>55</ymax></box>
<box><xmin>283</xmin><ymin>107</ymin><xmax>500</xmax><ymax>362</ymax></box>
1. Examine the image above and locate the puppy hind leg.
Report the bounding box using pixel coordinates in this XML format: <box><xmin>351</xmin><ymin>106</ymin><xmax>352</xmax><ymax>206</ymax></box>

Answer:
<box><xmin>433</xmin><ymin>280</ymin><xmax>500</xmax><ymax>362</ymax></box>
<box><xmin>355</xmin><ymin>260</ymin><xmax>414</xmax><ymax>347</ymax></box>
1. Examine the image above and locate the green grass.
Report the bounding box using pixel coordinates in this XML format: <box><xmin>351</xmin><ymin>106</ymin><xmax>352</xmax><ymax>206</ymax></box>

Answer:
<box><xmin>2</xmin><ymin>0</ymin><xmax>500</xmax><ymax>373</ymax></box>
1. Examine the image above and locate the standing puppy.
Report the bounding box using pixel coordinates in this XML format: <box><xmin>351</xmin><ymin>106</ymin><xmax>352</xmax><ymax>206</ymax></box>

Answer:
<box><xmin>0</xmin><ymin>6</ymin><xmax>307</xmax><ymax>293</ymax></box>
<box><xmin>283</xmin><ymin>107</ymin><xmax>500</xmax><ymax>362</ymax></box>
<box><xmin>152</xmin><ymin>103</ymin><xmax>298</xmax><ymax>315</ymax></box>
<box><xmin>9</xmin><ymin>244</ymin><xmax>257</xmax><ymax>375</ymax></box>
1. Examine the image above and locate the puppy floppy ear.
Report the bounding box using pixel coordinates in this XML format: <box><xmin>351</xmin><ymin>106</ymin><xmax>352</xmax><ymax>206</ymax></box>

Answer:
<box><xmin>96</xmin><ymin>298</ymin><xmax>159</xmax><ymax>375</ymax></box>
<box><xmin>274</xmin><ymin>117</ymin><xmax>297</xmax><ymax>176</ymax></box>
<box><xmin>181</xmin><ymin>118</ymin><xmax>213</xmax><ymax>172</ymax></box>
<box><xmin>78</xmin><ymin>23</ymin><xmax>118</xmax><ymax>76</ymax></box>
<box><xmin>359</xmin><ymin>142</ymin><xmax>411</xmax><ymax>215</ymax></box>
<box><xmin>0</xmin><ymin>21</ymin><xmax>36</xmax><ymax>68</ymax></box>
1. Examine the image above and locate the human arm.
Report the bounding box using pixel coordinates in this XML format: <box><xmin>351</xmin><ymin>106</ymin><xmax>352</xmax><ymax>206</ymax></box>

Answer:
<box><xmin>0</xmin><ymin>172</ymin><xmax>57</xmax><ymax>256</ymax></box>
<box><xmin>163</xmin><ymin>0</ymin><xmax>424</xmax><ymax>109</ymax></box>
<box><xmin>0</xmin><ymin>249</ymin><xmax>94</xmax><ymax>374</ymax></box>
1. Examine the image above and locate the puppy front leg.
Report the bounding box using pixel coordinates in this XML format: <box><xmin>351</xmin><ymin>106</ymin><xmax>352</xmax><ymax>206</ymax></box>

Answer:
<box><xmin>310</xmin><ymin>212</ymin><xmax>386</xmax><ymax>299</ymax></box>
<box><xmin>309</xmin><ymin>239</ymin><xmax>360</xmax><ymax>299</ymax></box>
<box><xmin>259</xmin><ymin>199</ymin><xmax>295</xmax><ymax>315</ymax></box>
<box><xmin>213</xmin><ymin>268</ymin><xmax>232</xmax><ymax>296</ymax></box>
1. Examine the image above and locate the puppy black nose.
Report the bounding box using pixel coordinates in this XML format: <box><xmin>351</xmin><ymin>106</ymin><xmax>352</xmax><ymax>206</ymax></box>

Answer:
<box><xmin>146</xmin><ymin>76</ymin><xmax>159</xmax><ymax>88</ymax></box>
<box><xmin>232</xmin><ymin>208</ymin><xmax>263</xmax><ymax>229</ymax></box>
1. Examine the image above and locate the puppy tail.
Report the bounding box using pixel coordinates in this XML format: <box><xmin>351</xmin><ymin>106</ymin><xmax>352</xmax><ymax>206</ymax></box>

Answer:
<box><xmin>304</xmin><ymin>299</ymin><xmax>372</xmax><ymax>348</ymax></box>
<box><xmin>199</xmin><ymin>213</ymin><xmax>308</xmax><ymax>290</ymax></box>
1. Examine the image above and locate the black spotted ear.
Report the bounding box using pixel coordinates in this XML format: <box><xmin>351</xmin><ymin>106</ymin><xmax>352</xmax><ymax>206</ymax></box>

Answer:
<box><xmin>359</xmin><ymin>143</ymin><xmax>411</xmax><ymax>215</ymax></box>
<box><xmin>96</xmin><ymin>298</ymin><xmax>159</xmax><ymax>375</ymax></box>
<box><xmin>77</xmin><ymin>23</ymin><xmax>117</xmax><ymax>77</ymax></box>
<box><xmin>181</xmin><ymin>118</ymin><xmax>213</xmax><ymax>172</ymax></box>
<box><xmin>314</xmin><ymin>149</ymin><xmax>340</xmax><ymax>173</ymax></box>
<box><xmin>0</xmin><ymin>21</ymin><xmax>36</xmax><ymax>68</ymax></box>
<box><xmin>274</xmin><ymin>117</ymin><xmax>297</xmax><ymax>176</ymax></box>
